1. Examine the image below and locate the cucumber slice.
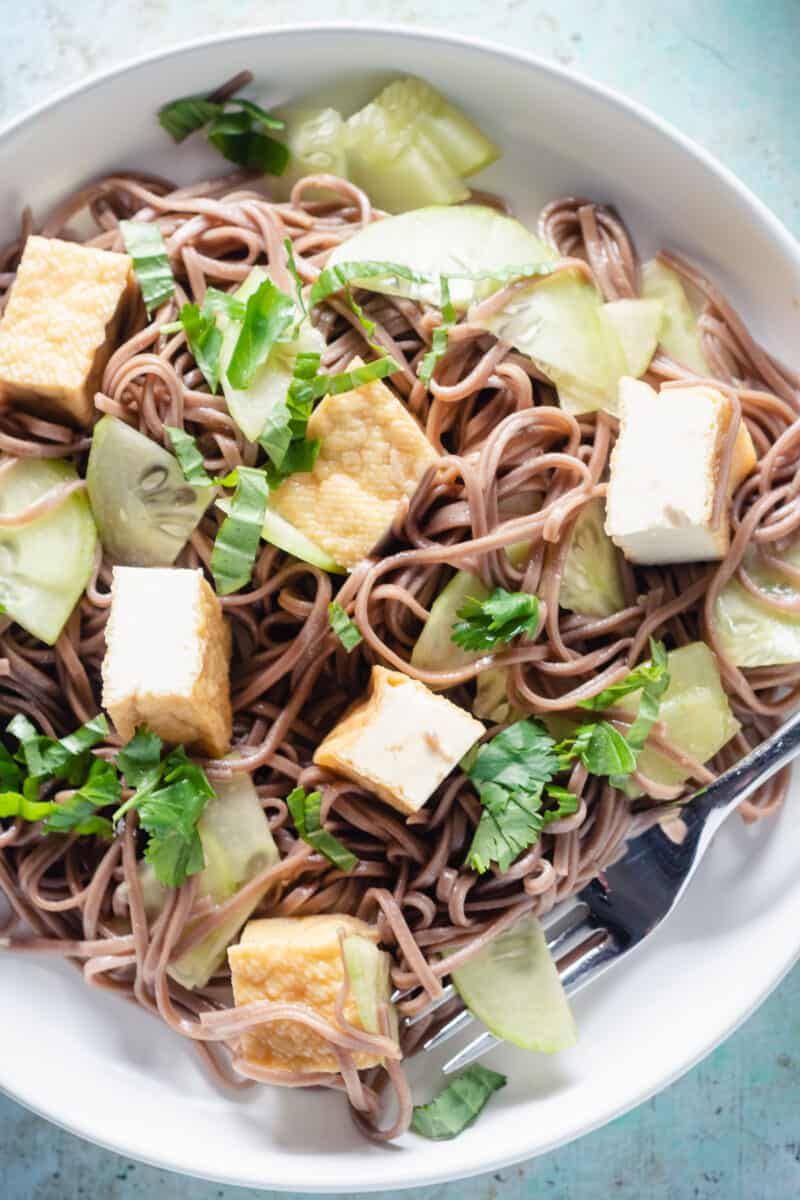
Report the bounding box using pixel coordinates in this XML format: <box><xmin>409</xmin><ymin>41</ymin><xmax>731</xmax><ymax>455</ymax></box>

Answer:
<box><xmin>618</xmin><ymin>642</ymin><xmax>740</xmax><ymax>792</ymax></box>
<box><xmin>86</xmin><ymin>416</ymin><xmax>212</xmax><ymax>567</ymax></box>
<box><xmin>217</xmin><ymin>497</ymin><xmax>343</xmax><ymax>573</ymax></box>
<box><xmin>345</xmin><ymin>102</ymin><xmax>468</xmax><ymax>214</ymax></box>
<box><xmin>557</xmin><ymin>498</ymin><xmax>624</xmax><ymax>618</ymax></box>
<box><xmin>640</xmin><ymin>259</ymin><xmax>709</xmax><ymax>375</ymax></box>
<box><xmin>169</xmin><ymin>770</ymin><xmax>280</xmax><ymax>991</ymax></box>
<box><xmin>599</xmin><ymin>298</ymin><xmax>663</xmax><ymax>378</ymax></box>
<box><xmin>473</xmin><ymin>666</ymin><xmax>515</xmax><ymax>723</ymax></box>
<box><xmin>325</xmin><ymin>205</ymin><xmax>555</xmax><ymax>311</ymax></box>
<box><xmin>219</xmin><ymin>267</ymin><xmax>326</xmax><ymax>444</ymax></box>
<box><xmin>0</xmin><ymin>459</ymin><xmax>96</xmax><ymax>645</ymax></box>
<box><xmin>713</xmin><ymin>543</ymin><xmax>800</xmax><ymax>667</ymax></box>
<box><xmin>472</xmin><ymin>269</ymin><xmax>627</xmax><ymax>415</ymax></box>
<box><xmin>342</xmin><ymin>933</ymin><xmax>398</xmax><ymax>1042</ymax></box>
<box><xmin>372</xmin><ymin>78</ymin><xmax>499</xmax><ymax>178</ymax></box>
<box><xmin>450</xmin><ymin>914</ymin><xmax>577</xmax><ymax>1053</ymax></box>
<box><xmin>410</xmin><ymin>571</ymin><xmax>489</xmax><ymax>678</ymax></box>
<box><xmin>270</xmin><ymin>105</ymin><xmax>348</xmax><ymax>201</ymax></box>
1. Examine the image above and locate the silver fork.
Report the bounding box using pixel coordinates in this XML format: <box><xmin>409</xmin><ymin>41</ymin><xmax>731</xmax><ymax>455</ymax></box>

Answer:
<box><xmin>406</xmin><ymin>706</ymin><xmax>800</xmax><ymax>1074</ymax></box>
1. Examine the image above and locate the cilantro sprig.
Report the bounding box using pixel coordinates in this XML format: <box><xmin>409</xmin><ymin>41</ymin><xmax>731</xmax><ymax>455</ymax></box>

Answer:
<box><xmin>464</xmin><ymin>641</ymin><xmax>670</xmax><ymax>873</ymax></box>
<box><xmin>113</xmin><ymin>734</ymin><xmax>215</xmax><ymax>888</ymax></box>
<box><xmin>452</xmin><ymin>588</ymin><xmax>540</xmax><ymax>652</ymax></box>
<box><xmin>158</xmin><ymin>82</ymin><xmax>288</xmax><ymax>175</ymax></box>
<box><xmin>287</xmin><ymin>787</ymin><xmax>358</xmax><ymax>872</ymax></box>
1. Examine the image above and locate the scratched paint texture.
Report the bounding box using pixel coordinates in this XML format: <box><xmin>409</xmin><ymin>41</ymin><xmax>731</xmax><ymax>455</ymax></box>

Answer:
<box><xmin>1</xmin><ymin>2</ymin><xmax>799</xmax><ymax>1198</ymax></box>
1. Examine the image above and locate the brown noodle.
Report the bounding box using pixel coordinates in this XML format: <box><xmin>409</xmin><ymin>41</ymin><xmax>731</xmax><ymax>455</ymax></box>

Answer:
<box><xmin>1</xmin><ymin>171</ymin><xmax>799</xmax><ymax>1140</ymax></box>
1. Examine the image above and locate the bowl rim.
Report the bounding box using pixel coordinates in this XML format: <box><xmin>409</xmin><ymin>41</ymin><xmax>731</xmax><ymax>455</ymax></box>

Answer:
<box><xmin>1</xmin><ymin>21</ymin><xmax>799</xmax><ymax>1192</ymax></box>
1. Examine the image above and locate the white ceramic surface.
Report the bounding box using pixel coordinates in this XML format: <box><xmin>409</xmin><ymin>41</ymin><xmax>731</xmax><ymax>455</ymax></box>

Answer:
<box><xmin>1</xmin><ymin>24</ymin><xmax>799</xmax><ymax>1194</ymax></box>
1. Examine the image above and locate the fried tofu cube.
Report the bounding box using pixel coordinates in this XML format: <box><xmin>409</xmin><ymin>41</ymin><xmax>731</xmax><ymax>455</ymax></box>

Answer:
<box><xmin>228</xmin><ymin>915</ymin><xmax>395</xmax><ymax>1073</ymax></box>
<box><xmin>101</xmin><ymin>566</ymin><xmax>232</xmax><ymax>757</ymax></box>
<box><xmin>0</xmin><ymin>235</ymin><xmax>133</xmax><ymax>426</ymax></box>
<box><xmin>314</xmin><ymin>666</ymin><xmax>485</xmax><ymax>815</ymax></box>
<box><xmin>270</xmin><ymin>367</ymin><xmax>438</xmax><ymax>569</ymax></box>
<box><xmin>605</xmin><ymin>378</ymin><xmax>756</xmax><ymax>564</ymax></box>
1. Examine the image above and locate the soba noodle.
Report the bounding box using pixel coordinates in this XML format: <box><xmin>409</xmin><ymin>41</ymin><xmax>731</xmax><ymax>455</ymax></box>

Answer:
<box><xmin>1</xmin><ymin>164</ymin><xmax>798</xmax><ymax>1139</ymax></box>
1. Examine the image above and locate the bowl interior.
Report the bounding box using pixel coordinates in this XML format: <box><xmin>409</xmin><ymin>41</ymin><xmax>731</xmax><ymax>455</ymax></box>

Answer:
<box><xmin>1</xmin><ymin>25</ymin><xmax>799</xmax><ymax>1193</ymax></box>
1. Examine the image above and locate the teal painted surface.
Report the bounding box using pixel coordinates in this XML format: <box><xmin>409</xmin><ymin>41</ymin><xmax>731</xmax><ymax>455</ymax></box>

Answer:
<box><xmin>1</xmin><ymin>2</ymin><xmax>799</xmax><ymax>1197</ymax></box>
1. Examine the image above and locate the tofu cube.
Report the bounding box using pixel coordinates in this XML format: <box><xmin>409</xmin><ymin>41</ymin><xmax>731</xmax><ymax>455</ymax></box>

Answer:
<box><xmin>0</xmin><ymin>236</ymin><xmax>133</xmax><ymax>426</ymax></box>
<box><xmin>605</xmin><ymin>378</ymin><xmax>756</xmax><ymax>564</ymax></box>
<box><xmin>101</xmin><ymin>567</ymin><xmax>232</xmax><ymax>757</ymax></box>
<box><xmin>228</xmin><ymin>915</ymin><xmax>394</xmax><ymax>1073</ymax></box>
<box><xmin>270</xmin><ymin>366</ymin><xmax>438</xmax><ymax>568</ymax></box>
<box><xmin>314</xmin><ymin>666</ymin><xmax>485</xmax><ymax>815</ymax></box>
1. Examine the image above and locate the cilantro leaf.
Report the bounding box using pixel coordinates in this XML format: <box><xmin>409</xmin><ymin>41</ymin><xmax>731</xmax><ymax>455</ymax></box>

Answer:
<box><xmin>42</xmin><ymin>758</ymin><xmax>119</xmax><ymax>837</ymax></box>
<box><xmin>464</xmin><ymin>720</ymin><xmax>570</xmax><ymax>874</ymax></box>
<box><xmin>0</xmin><ymin>741</ymin><xmax>23</xmax><ymax>793</ymax></box>
<box><xmin>411</xmin><ymin>1065</ymin><xmax>507</xmax><ymax>1140</ymax></box>
<box><xmin>226</xmin><ymin>278</ymin><xmax>296</xmax><ymax>390</ymax></box>
<box><xmin>116</xmin><ymin>727</ymin><xmax>163</xmax><ymax>790</ymax></box>
<box><xmin>120</xmin><ymin>220</ymin><xmax>176</xmax><ymax>316</ymax></box>
<box><xmin>328</xmin><ymin>601</ymin><xmax>363</xmax><ymax>652</ymax></box>
<box><xmin>113</xmin><ymin>735</ymin><xmax>214</xmax><ymax>888</ymax></box>
<box><xmin>566</xmin><ymin>721</ymin><xmax>637</xmax><ymax>778</ymax></box>
<box><xmin>578</xmin><ymin>639</ymin><xmax>669</xmax><ymax>717</ymax></box>
<box><xmin>419</xmin><ymin>275</ymin><xmax>455</xmax><ymax>384</ymax></box>
<box><xmin>139</xmin><ymin>779</ymin><xmax>208</xmax><ymax>887</ymax></box>
<box><xmin>165</xmin><ymin>426</ymin><xmax>214</xmax><ymax>487</ymax></box>
<box><xmin>179</xmin><ymin>302</ymin><xmax>223</xmax><ymax>393</ymax></box>
<box><xmin>210</xmin><ymin>466</ymin><xmax>270</xmax><ymax>595</ymax></box>
<box><xmin>287</xmin><ymin>787</ymin><xmax>358</xmax><ymax>872</ymax></box>
<box><xmin>452</xmin><ymin>588</ymin><xmax>540</xmax><ymax>652</ymax></box>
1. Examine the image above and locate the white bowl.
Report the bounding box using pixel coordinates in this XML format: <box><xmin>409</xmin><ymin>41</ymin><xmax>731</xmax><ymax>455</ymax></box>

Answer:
<box><xmin>1</xmin><ymin>23</ymin><xmax>799</xmax><ymax>1194</ymax></box>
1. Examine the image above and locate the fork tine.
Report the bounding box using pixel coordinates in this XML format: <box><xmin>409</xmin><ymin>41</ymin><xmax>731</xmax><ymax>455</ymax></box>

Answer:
<box><xmin>422</xmin><ymin>1007</ymin><xmax>476</xmax><ymax>1052</ymax></box>
<box><xmin>442</xmin><ymin>1030</ymin><xmax>501</xmax><ymax>1075</ymax></box>
<box><xmin>404</xmin><ymin>983</ymin><xmax>456</xmax><ymax>1028</ymax></box>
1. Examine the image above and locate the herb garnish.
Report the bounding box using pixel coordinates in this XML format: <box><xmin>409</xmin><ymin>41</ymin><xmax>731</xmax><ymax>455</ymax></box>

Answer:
<box><xmin>287</xmin><ymin>787</ymin><xmax>358</xmax><ymax>872</ymax></box>
<box><xmin>210</xmin><ymin>467</ymin><xmax>270</xmax><ymax>596</ymax></box>
<box><xmin>411</xmin><ymin>1065</ymin><xmax>507</xmax><ymax>1140</ymax></box>
<box><xmin>328</xmin><ymin>601</ymin><xmax>363</xmax><ymax>652</ymax></box>
<box><xmin>119</xmin><ymin>220</ymin><xmax>176</xmax><ymax>316</ymax></box>
<box><xmin>165</xmin><ymin>427</ymin><xmax>214</xmax><ymax>487</ymax></box>
<box><xmin>158</xmin><ymin>83</ymin><xmax>288</xmax><ymax>176</ymax></box>
<box><xmin>451</xmin><ymin>588</ymin><xmax>540</xmax><ymax>652</ymax></box>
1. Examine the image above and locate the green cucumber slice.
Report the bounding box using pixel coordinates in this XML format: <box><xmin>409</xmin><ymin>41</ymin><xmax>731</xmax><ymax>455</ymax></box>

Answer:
<box><xmin>345</xmin><ymin>102</ymin><xmax>468</xmax><ymax>214</ymax></box>
<box><xmin>599</xmin><ymin>298</ymin><xmax>663</xmax><ymax>378</ymax></box>
<box><xmin>325</xmin><ymin>205</ymin><xmax>555</xmax><ymax>310</ymax></box>
<box><xmin>557</xmin><ymin>498</ymin><xmax>624</xmax><ymax>618</ymax></box>
<box><xmin>713</xmin><ymin>543</ymin><xmax>800</xmax><ymax>667</ymax></box>
<box><xmin>472</xmin><ymin>269</ymin><xmax>626</xmax><ymax>415</ymax></box>
<box><xmin>410</xmin><ymin>571</ymin><xmax>489</xmax><ymax>678</ymax></box>
<box><xmin>169</xmin><ymin>770</ymin><xmax>280</xmax><ymax>991</ymax></box>
<box><xmin>640</xmin><ymin>259</ymin><xmax>709</xmax><ymax>375</ymax></box>
<box><xmin>219</xmin><ymin>267</ymin><xmax>326</xmax><ymax>444</ymax></box>
<box><xmin>86</xmin><ymin>416</ymin><xmax>212</xmax><ymax>566</ymax></box>
<box><xmin>0</xmin><ymin>459</ymin><xmax>96</xmax><ymax>645</ymax></box>
<box><xmin>217</xmin><ymin>497</ymin><xmax>343</xmax><ymax>573</ymax></box>
<box><xmin>450</xmin><ymin>914</ymin><xmax>577</xmax><ymax>1053</ymax></box>
<box><xmin>269</xmin><ymin>105</ymin><xmax>348</xmax><ymax>201</ymax></box>
<box><xmin>618</xmin><ymin>642</ymin><xmax>740</xmax><ymax>793</ymax></box>
<box><xmin>342</xmin><ymin>933</ymin><xmax>398</xmax><ymax>1042</ymax></box>
<box><xmin>473</xmin><ymin>666</ymin><xmax>516</xmax><ymax>724</ymax></box>
<box><xmin>372</xmin><ymin>77</ymin><xmax>499</xmax><ymax>178</ymax></box>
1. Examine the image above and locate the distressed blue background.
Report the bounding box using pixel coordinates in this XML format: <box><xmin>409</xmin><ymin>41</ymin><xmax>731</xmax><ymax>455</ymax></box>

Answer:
<box><xmin>2</xmin><ymin>2</ymin><xmax>799</xmax><ymax>1197</ymax></box>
